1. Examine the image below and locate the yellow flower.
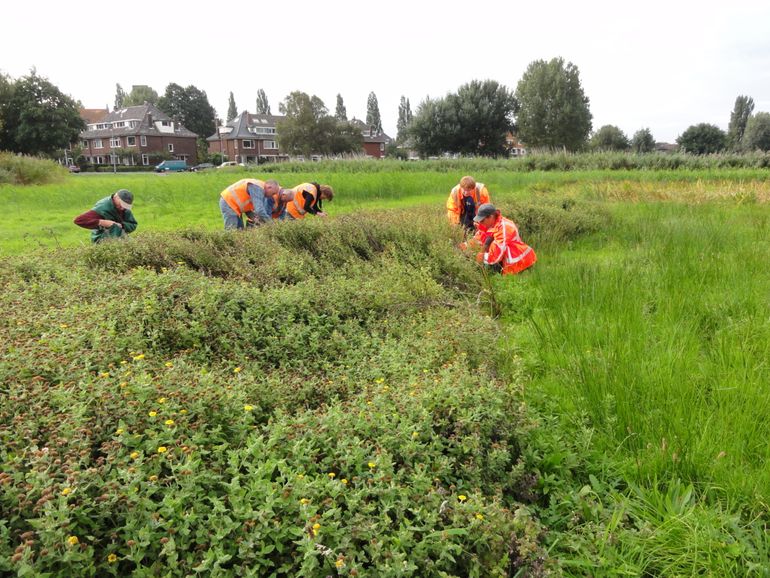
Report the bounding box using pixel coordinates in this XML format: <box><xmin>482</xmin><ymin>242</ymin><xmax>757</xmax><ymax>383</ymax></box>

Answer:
<box><xmin>120</xmin><ymin>360</ymin><xmax>128</xmax><ymax>365</ymax></box>
<box><xmin>132</xmin><ymin>354</ymin><xmax>145</xmax><ymax>361</ymax></box>
<box><xmin>99</xmin><ymin>372</ymin><xmax>110</xmax><ymax>378</ymax></box>
<box><xmin>67</xmin><ymin>535</ymin><xmax>79</xmax><ymax>546</ymax></box>
<box><xmin>179</xmin><ymin>409</ymin><xmax>188</xmax><ymax>414</ymax></box>
<box><xmin>328</xmin><ymin>472</ymin><xmax>336</xmax><ymax>478</ymax></box>
<box><xmin>157</xmin><ymin>446</ymin><xmax>168</xmax><ymax>453</ymax></box>
<box><xmin>119</xmin><ymin>382</ymin><xmax>128</xmax><ymax>388</ymax></box>
<box><xmin>335</xmin><ymin>558</ymin><xmax>346</xmax><ymax>568</ymax></box>
<box><xmin>61</xmin><ymin>487</ymin><xmax>71</xmax><ymax>496</ymax></box>
<box><xmin>130</xmin><ymin>451</ymin><xmax>140</xmax><ymax>459</ymax></box>
<box><xmin>164</xmin><ymin>419</ymin><xmax>175</xmax><ymax>426</ymax></box>
<box><xmin>475</xmin><ymin>513</ymin><xmax>484</xmax><ymax>520</ymax></box>
<box><xmin>148</xmin><ymin>411</ymin><xmax>157</xmax><ymax>417</ymax></box>
<box><xmin>368</xmin><ymin>462</ymin><xmax>376</xmax><ymax>469</ymax></box>
<box><xmin>116</xmin><ymin>428</ymin><xmax>124</xmax><ymax>435</ymax></box>
<box><xmin>107</xmin><ymin>553</ymin><xmax>118</xmax><ymax>563</ymax></box>
<box><xmin>60</xmin><ymin>323</ymin><xmax>69</xmax><ymax>329</ymax></box>
<box><xmin>341</xmin><ymin>478</ymin><xmax>348</xmax><ymax>485</ymax></box>
<box><xmin>149</xmin><ymin>475</ymin><xmax>158</xmax><ymax>482</ymax></box>
<box><xmin>164</xmin><ymin>362</ymin><xmax>173</xmax><ymax>368</ymax></box>
<box><xmin>375</xmin><ymin>377</ymin><xmax>385</xmax><ymax>384</ymax></box>
<box><xmin>299</xmin><ymin>498</ymin><xmax>310</xmax><ymax>505</ymax></box>
<box><xmin>244</xmin><ymin>404</ymin><xmax>254</xmax><ymax>411</ymax></box>
<box><xmin>158</xmin><ymin>397</ymin><xmax>167</xmax><ymax>404</ymax></box>
<box><xmin>312</xmin><ymin>523</ymin><xmax>321</xmax><ymax>530</ymax></box>
<box><xmin>412</xmin><ymin>431</ymin><xmax>419</xmax><ymax>438</ymax></box>
<box><xmin>297</xmin><ymin>473</ymin><xmax>305</xmax><ymax>479</ymax></box>
<box><xmin>233</xmin><ymin>366</ymin><xmax>242</xmax><ymax>373</ymax></box>
<box><xmin>458</xmin><ymin>495</ymin><xmax>467</xmax><ymax>502</ymax></box>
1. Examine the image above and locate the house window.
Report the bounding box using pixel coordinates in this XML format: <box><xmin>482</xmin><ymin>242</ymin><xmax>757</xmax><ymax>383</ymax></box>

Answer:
<box><xmin>81</xmin><ymin>140</ymin><xmax>89</xmax><ymax>148</ymax></box>
<box><xmin>95</xmin><ymin>123</ymin><xmax>110</xmax><ymax>130</ymax></box>
<box><xmin>95</xmin><ymin>156</ymin><xmax>105</xmax><ymax>164</ymax></box>
<box><xmin>242</xmin><ymin>140</ymin><xmax>254</xmax><ymax>149</ymax></box>
<box><xmin>140</xmin><ymin>135</ymin><xmax>147</xmax><ymax>146</ymax></box>
<box><xmin>167</xmin><ymin>143</ymin><xmax>174</xmax><ymax>153</ymax></box>
<box><xmin>130</xmin><ymin>121</ymin><xmax>138</xmax><ymax>128</ymax></box>
<box><xmin>141</xmin><ymin>154</ymin><xmax>149</xmax><ymax>165</ymax></box>
<box><xmin>110</xmin><ymin>137</ymin><xmax>121</xmax><ymax>148</ymax></box>
<box><xmin>161</xmin><ymin>120</ymin><xmax>171</xmax><ymax>127</ymax></box>
<box><xmin>380</xmin><ymin>143</ymin><xmax>385</xmax><ymax>152</ymax></box>
<box><xmin>93</xmin><ymin>139</ymin><xmax>103</xmax><ymax>149</ymax></box>
<box><xmin>114</xmin><ymin>121</ymin><xmax>125</xmax><ymax>128</ymax></box>
<box><xmin>264</xmin><ymin>140</ymin><xmax>277</xmax><ymax>150</ymax></box>
<box><xmin>126</xmin><ymin>136</ymin><xmax>136</xmax><ymax>146</ymax></box>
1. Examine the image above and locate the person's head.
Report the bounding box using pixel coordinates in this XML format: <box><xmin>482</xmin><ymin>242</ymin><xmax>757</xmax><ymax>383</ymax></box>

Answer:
<box><xmin>459</xmin><ymin>176</ymin><xmax>476</xmax><ymax>193</ymax></box>
<box><xmin>114</xmin><ymin>189</ymin><xmax>133</xmax><ymax>211</ymax></box>
<box><xmin>319</xmin><ymin>185</ymin><xmax>334</xmax><ymax>201</ymax></box>
<box><xmin>278</xmin><ymin>189</ymin><xmax>294</xmax><ymax>202</ymax></box>
<box><xmin>264</xmin><ymin>179</ymin><xmax>280</xmax><ymax>197</ymax></box>
<box><xmin>473</xmin><ymin>203</ymin><xmax>499</xmax><ymax>227</ymax></box>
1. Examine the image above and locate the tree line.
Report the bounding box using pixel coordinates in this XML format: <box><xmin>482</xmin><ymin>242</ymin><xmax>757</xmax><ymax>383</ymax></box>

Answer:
<box><xmin>2</xmin><ymin>62</ymin><xmax>770</xmax><ymax>160</ymax></box>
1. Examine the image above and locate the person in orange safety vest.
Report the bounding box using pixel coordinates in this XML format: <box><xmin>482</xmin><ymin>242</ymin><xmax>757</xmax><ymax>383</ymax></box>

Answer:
<box><xmin>446</xmin><ymin>176</ymin><xmax>491</xmax><ymax>231</ymax></box>
<box><xmin>219</xmin><ymin>178</ymin><xmax>280</xmax><ymax>230</ymax></box>
<box><xmin>472</xmin><ymin>203</ymin><xmax>536</xmax><ymax>275</ymax></box>
<box><xmin>285</xmin><ymin>182</ymin><xmax>334</xmax><ymax>220</ymax></box>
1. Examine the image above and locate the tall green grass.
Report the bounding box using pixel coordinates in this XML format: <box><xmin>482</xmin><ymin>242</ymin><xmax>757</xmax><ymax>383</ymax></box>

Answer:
<box><xmin>0</xmin><ymin>152</ymin><xmax>67</xmax><ymax>185</ymax></box>
<box><xmin>499</xmin><ymin>203</ymin><xmax>770</xmax><ymax>503</ymax></box>
<box><xmin>3</xmin><ymin>167</ymin><xmax>770</xmax><ymax>255</ymax></box>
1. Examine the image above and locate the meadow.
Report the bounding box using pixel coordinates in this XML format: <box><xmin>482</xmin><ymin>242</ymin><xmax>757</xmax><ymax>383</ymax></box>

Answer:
<box><xmin>1</xmin><ymin>161</ymin><xmax>769</xmax><ymax>575</ymax></box>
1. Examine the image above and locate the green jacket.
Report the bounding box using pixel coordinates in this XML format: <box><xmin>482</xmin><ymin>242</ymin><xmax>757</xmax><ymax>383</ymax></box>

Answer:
<box><xmin>91</xmin><ymin>196</ymin><xmax>138</xmax><ymax>243</ymax></box>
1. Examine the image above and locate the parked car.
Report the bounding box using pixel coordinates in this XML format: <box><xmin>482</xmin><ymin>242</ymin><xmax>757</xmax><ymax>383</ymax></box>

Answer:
<box><xmin>155</xmin><ymin>160</ymin><xmax>189</xmax><ymax>173</ymax></box>
<box><xmin>191</xmin><ymin>163</ymin><xmax>214</xmax><ymax>172</ymax></box>
<box><xmin>217</xmin><ymin>161</ymin><xmax>245</xmax><ymax>169</ymax></box>
<box><xmin>67</xmin><ymin>164</ymin><xmax>81</xmax><ymax>173</ymax></box>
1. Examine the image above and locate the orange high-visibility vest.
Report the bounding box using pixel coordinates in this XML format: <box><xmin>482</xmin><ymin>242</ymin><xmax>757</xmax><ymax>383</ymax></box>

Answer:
<box><xmin>270</xmin><ymin>189</ymin><xmax>293</xmax><ymax>219</ymax></box>
<box><xmin>446</xmin><ymin>183</ymin><xmax>490</xmax><ymax>224</ymax></box>
<box><xmin>482</xmin><ymin>216</ymin><xmax>536</xmax><ymax>274</ymax></box>
<box><xmin>220</xmin><ymin>179</ymin><xmax>264</xmax><ymax>216</ymax></box>
<box><xmin>286</xmin><ymin>183</ymin><xmax>318</xmax><ymax>220</ymax></box>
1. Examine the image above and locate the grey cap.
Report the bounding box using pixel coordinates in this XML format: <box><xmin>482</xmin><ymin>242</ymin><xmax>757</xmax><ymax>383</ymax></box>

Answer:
<box><xmin>473</xmin><ymin>203</ymin><xmax>497</xmax><ymax>222</ymax></box>
<box><xmin>116</xmin><ymin>189</ymin><xmax>133</xmax><ymax>210</ymax></box>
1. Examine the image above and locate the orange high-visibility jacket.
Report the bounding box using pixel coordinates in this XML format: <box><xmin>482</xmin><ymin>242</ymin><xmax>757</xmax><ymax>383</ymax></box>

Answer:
<box><xmin>270</xmin><ymin>189</ymin><xmax>292</xmax><ymax>219</ymax></box>
<box><xmin>220</xmin><ymin>179</ymin><xmax>265</xmax><ymax>216</ymax></box>
<box><xmin>480</xmin><ymin>215</ymin><xmax>536</xmax><ymax>275</ymax></box>
<box><xmin>286</xmin><ymin>183</ymin><xmax>319</xmax><ymax>220</ymax></box>
<box><xmin>446</xmin><ymin>183</ymin><xmax>490</xmax><ymax>224</ymax></box>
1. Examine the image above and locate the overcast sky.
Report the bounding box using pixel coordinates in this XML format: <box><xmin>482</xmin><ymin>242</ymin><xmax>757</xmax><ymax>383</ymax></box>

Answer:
<box><xmin>3</xmin><ymin>0</ymin><xmax>769</xmax><ymax>143</ymax></box>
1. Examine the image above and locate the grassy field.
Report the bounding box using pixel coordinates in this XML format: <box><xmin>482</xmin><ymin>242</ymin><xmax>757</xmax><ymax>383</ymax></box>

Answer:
<box><xmin>1</xmin><ymin>162</ymin><xmax>769</xmax><ymax>575</ymax></box>
<box><xmin>2</xmin><ymin>166</ymin><xmax>770</xmax><ymax>254</ymax></box>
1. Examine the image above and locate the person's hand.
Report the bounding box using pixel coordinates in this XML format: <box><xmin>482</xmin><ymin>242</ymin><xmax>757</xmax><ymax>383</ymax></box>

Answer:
<box><xmin>100</xmin><ymin>220</ymin><xmax>122</xmax><ymax>229</ymax></box>
<box><xmin>317</xmin><ymin>211</ymin><xmax>327</xmax><ymax>217</ymax></box>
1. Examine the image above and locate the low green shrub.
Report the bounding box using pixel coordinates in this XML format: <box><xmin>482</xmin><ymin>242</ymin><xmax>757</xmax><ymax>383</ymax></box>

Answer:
<box><xmin>0</xmin><ymin>151</ymin><xmax>67</xmax><ymax>184</ymax></box>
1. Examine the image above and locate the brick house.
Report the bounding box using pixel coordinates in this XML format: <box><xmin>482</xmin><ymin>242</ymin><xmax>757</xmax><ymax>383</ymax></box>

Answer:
<box><xmin>207</xmin><ymin>111</ymin><xmax>288</xmax><ymax>164</ymax></box>
<box><xmin>78</xmin><ymin>103</ymin><xmax>198</xmax><ymax>167</ymax></box>
<box><xmin>349</xmin><ymin>119</ymin><xmax>392</xmax><ymax>158</ymax></box>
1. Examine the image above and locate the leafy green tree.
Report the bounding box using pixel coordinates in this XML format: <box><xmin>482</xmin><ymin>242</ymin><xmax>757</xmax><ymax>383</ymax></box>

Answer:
<box><xmin>335</xmin><ymin>94</ymin><xmax>347</xmax><ymax>121</ymax></box>
<box><xmin>124</xmin><ymin>85</ymin><xmax>159</xmax><ymax>106</ymax></box>
<box><xmin>631</xmin><ymin>128</ymin><xmax>656</xmax><ymax>153</ymax></box>
<box><xmin>0</xmin><ymin>72</ymin><xmax>14</xmax><ymax>140</ymax></box>
<box><xmin>227</xmin><ymin>92</ymin><xmax>238</xmax><ymax>122</ymax></box>
<box><xmin>182</xmin><ymin>86</ymin><xmax>217</xmax><ymax>138</ymax></box>
<box><xmin>114</xmin><ymin>83</ymin><xmax>126</xmax><ymax>110</ymax></box>
<box><xmin>676</xmin><ymin>123</ymin><xmax>727</xmax><ymax>154</ymax></box>
<box><xmin>366</xmin><ymin>92</ymin><xmax>382</xmax><ymax>133</ymax></box>
<box><xmin>515</xmin><ymin>57</ymin><xmax>592</xmax><ymax>150</ymax></box>
<box><xmin>727</xmin><ymin>95</ymin><xmax>754</xmax><ymax>151</ymax></box>
<box><xmin>409</xmin><ymin>97</ymin><xmax>458</xmax><ymax>157</ymax></box>
<box><xmin>256</xmin><ymin>89</ymin><xmax>271</xmax><ymax>115</ymax></box>
<box><xmin>409</xmin><ymin>80</ymin><xmax>516</xmax><ymax>157</ymax></box>
<box><xmin>0</xmin><ymin>70</ymin><xmax>84</xmax><ymax>155</ymax></box>
<box><xmin>742</xmin><ymin>112</ymin><xmax>770</xmax><ymax>151</ymax></box>
<box><xmin>277</xmin><ymin>91</ymin><xmax>361</xmax><ymax>156</ymax></box>
<box><xmin>157</xmin><ymin>84</ymin><xmax>216</xmax><ymax>138</ymax></box>
<box><xmin>590</xmin><ymin>125</ymin><xmax>630</xmax><ymax>151</ymax></box>
<box><xmin>397</xmin><ymin>96</ymin><xmax>411</xmax><ymax>143</ymax></box>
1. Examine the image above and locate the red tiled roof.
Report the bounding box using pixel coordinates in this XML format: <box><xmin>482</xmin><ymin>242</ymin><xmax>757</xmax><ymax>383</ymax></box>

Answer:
<box><xmin>80</xmin><ymin>108</ymin><xmax>109</xmax><ymax>124</ymax></box>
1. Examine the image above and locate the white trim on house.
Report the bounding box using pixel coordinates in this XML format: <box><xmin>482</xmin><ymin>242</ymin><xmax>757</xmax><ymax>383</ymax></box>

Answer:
<box><xmin>140</xmin><ymin>135</ymin><xmax>147</xmax><ymax>146</ymax></box>
<box><xmin>142</xmin><ymin>154</ymin><xmax>149</xmax><ymax>165</ymax></box>
<box><xmin>126</xmin><ymin>136</ymin><xmax>136</xmax><ymax>147</ymax></box>
<box><xmin>264</xmin><ymin>140</ymin><xmax>277</xmax><ymax>150</ymax></box>
<box><xmin>167</xmin><ymin>143</ymin><xmax>174</xmax><ymax>153</ymax></box>
<box><xmin>93</xmin><ymin>139</ymin><xmax>103</xmax><ymax>149</ymax></box>
<box><xmin>242</xmin><ymin>140</ymin><xmax>254</xmax><ymax>149</ymax></box>
<box><xmin>110</xmin><ymin>137</ymin><xmax>121</xmax><ymax>148</ymax></box>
